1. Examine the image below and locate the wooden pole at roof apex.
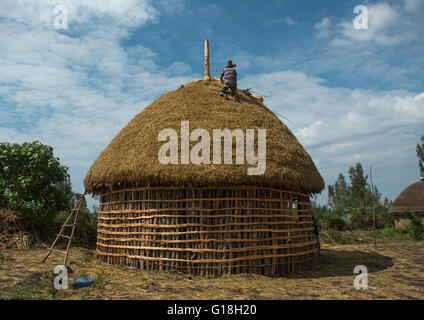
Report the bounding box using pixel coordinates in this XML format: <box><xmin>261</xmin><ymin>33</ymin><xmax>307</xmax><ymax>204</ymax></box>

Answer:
<box><xmin>204</xmin><ymin>39</ymin><xmax>211</xmax><ymax>80</ymax></box>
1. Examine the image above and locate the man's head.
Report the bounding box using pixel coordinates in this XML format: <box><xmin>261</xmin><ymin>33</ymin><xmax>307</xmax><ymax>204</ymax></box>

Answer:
<box><xmin>226</xmin><ymin>60</ymin><xmax>236</xmax><ymax>68</ymax></box>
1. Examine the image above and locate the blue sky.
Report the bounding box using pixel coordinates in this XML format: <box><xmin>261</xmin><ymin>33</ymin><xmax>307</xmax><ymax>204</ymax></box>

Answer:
<box><xmin>1</xmin><ymin>0</ymin><xmax>423</xmax><ymax>207</ymax></box>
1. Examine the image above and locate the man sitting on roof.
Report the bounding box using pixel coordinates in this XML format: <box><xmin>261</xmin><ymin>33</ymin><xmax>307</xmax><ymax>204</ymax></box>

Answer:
<box><xmin>220</xmin><ymin>60</ymin><xmax>239</xmax><ymax>101</ymax></box>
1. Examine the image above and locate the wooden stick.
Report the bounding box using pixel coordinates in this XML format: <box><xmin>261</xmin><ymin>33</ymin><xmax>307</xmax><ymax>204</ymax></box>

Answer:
<box><xmin>96</xmin><ymin>248</ymin><xmax>318</xmax><ymax>263</ymax></box>
<box><xmin>101</xmin><ymin>185</ymin><xmax>310</xmax><ymax>198</ymax></box>
<box><xmin>370</xmin><ymin>165</ymin><xmax>377</xmax><ymax>248</ymax></box>
<box><xmin>204</xmin><ymin>39</ymin><xmax>210</xmax><ymax>80</ymax></box>
<box><xmin>96</xmin><ymin>186</ymin><xmax>317</xmax><ymax>275</ymax></box>
<box><xmin>97</xmin><ymin>233</ymin><xmax>314</xmax><ymax>244</ymax></box>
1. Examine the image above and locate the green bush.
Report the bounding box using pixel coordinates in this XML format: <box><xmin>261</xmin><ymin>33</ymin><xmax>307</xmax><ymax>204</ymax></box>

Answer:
<box><xmin>372</xmin><ymin>212</ymin><xmax>424</xmax><ymax>241</ymax></box>
<box><xmin>74</xmin><ymin>207</ymin><xmax>97</xmax><ymax>247</ymax></box>
<box><xmin>405</xmin><ymin>212</ymin><xmax>424</xmax><ymax>240</ymax></box>
<box><xmin>0</xmin><ymin>141</ymin><xmax>70</xmax><ymax>238</ymax></box>
<box><xmin>0</xmin><ymin>141</ymin><xmax>98</xmax><ymax>248</ymax></box>
<box><xmin>348</xmin><ymin>206</ymin><xmax>394</xmax><ymax>231</ymax></box>
<box><xmin>54</xmin><ymin>206</ymin><xmax>97</xmax><ymax>248</ymax></box>
<box><xmin>312</xmin><ymin>206</ymin><xmax>347</xmax><ymax>231</ymax></box>
<box><xmin>367</xmin><ymin>223</ymin><xmax>423</xmax><ymax>241</ymax></box>
<box><xmin>324</xmin><ymin>214</ymin><xmax>347</xmax><ymax>231</ymax></box>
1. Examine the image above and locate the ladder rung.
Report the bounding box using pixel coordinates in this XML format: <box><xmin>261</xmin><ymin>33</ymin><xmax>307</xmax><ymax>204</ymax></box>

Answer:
<box><xmin>42</xmin><ymin>192</ymin><xmax>86</xmax><ymax>265</ymax></box>
<box><xmin>62</xmin><ymin>223</ymin><xmax>76</xmax><ymax>227</ymax></box>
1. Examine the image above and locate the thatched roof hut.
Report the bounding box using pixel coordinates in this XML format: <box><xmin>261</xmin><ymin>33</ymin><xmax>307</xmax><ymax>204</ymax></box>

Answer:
<box><xmin>85</xmin><ymin>78</ymin><xmax>324</xmax><ymax>276</ymax></box>
<box><xmin>389</xmin><ymin>180</ymin><xmax>424</xmax><ymax>227</ymax></box>
<box><xmin>85</xmin><ymin>79</ymin><xmax>323</xmax><ymax>194</ymax></box>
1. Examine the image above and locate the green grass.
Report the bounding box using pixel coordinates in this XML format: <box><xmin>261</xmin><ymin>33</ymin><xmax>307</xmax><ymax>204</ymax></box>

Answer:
<box><xmin>3</xmin><ymin>270</ymin><xmax>107</xmax><ymax>300</ymax></box>
<box><xmin>319</xmin><ymin>225</ymin><xmax>423</xmax><ymax>245</ymax></box>
<box><xmin>368</xmin><ymin>225</ymin><xmax>423</xmax><ymax>241</ymax></box>
<box><xmin>92</xmin><ymin>271</ymin><xmax>106</xmax><ymax>289</ymax></box>
<box><xmin>2</xmin><ymin>271</ymin><xmax>71</xmax><ymax>300</ymax></box>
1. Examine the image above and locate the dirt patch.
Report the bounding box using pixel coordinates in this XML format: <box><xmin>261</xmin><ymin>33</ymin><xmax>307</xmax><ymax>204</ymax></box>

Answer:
<box><xmin>0</xmin><ymin>241</ymin><xmax>423</xmax><ymax>299</ymax></box>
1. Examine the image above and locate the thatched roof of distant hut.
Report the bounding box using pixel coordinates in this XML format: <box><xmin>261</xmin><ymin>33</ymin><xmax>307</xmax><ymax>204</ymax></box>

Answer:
<box><xmin>84</xmin><ymin>79</ymin><xmax>324</xmax><ymax>195</ymax></box>
<box><xmin>389</xmin><ymin>180</ymin><xmax>424</xmax><ymax>215</ymax></box>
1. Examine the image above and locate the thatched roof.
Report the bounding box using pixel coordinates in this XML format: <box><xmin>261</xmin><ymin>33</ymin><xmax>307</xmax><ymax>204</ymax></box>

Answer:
<box><xmin>389</xmin><ymin>180</ymin><xmax>424</xmax><ymax>215</ymax></box>
<box><xmin>84</xmin><ymin>79</ymin><xmax>324</xmax><ymax>194</ymax></box>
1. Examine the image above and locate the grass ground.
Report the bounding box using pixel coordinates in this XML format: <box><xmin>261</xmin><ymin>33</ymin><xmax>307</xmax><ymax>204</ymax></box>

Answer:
<box><xmin>0</xmin><ymin>241</ymin><xmax>423</xmax><ymax>300</ymax></box>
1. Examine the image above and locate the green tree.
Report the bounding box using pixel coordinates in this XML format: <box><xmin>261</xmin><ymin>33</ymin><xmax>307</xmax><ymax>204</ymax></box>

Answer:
<box><xmin>348</xmin><ymin>162</ymin><xmax>369</xmax><ymax>206</ymax></box>
<box><xmin>328</xmin><ymin>173</ymin><xmax>351</xmax><ymax>213</ymax></box>
<box><xmin>0</xmin><ymin>141</ymin><xmax>70</xmax><ymax>230</ymax></box>
<box><xmin>417</xmin><ymin>135</ymin><xmax>424</xmax><ymax>176</ymax></box>
<box><xmin>326</xmin><ymin>162</ymin><xmax>394</xmax><ymax>230</ymax></box>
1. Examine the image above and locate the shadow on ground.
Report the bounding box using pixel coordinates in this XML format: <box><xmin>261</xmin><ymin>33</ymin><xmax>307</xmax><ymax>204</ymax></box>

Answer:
<box><xmin>286</xmin><ymin>248</ymin><xmax>394</xmax><ymax>279</ymax></box>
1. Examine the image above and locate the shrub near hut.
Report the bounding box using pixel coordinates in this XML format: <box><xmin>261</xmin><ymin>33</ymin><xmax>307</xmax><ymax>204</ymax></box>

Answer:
<box><xmin>0</xmin><ymin>141</ymin><xmax>98</xmax><ymax>247</ymax></box>
<box><xmin>0</xmin><ymin>141</ymin><xmax>70</xmax><ymax>240</ymax></box>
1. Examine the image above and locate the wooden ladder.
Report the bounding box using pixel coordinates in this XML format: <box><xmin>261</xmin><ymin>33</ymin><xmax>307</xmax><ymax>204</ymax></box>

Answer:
<box><xmin>42</xmin><ymin>193</ymin><xmax>86</xmax><ymax>266</ymax></box>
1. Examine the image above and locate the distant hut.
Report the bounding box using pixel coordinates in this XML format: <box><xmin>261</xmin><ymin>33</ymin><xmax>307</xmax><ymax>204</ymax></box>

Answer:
<box><xmin>389</xmin><ymin>179</ymin><xmax>424</xmax><ymax>227</ymax></box>
<box><xmin>84</xmin><ymin>44</ymin><xmax>324</xmax><ymax>275</ymax></box>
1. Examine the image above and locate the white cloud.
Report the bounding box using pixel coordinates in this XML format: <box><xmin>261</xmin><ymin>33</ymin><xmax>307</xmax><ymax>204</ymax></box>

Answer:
<box><xmin>157</xmin><ymin>0</ymin><xmax>186</xmax><ymax>14</ymax></box>
<box><xmin>168</xmin><ymin>62</ymin><xmax>192</xmax><ymax>75</ymax></box>
<box><xmin>0</xmin><ymin>0</ymin><xmax>193</xmax><ymax>197</ymax></box>
<box><xmin>332</xmin><ymin>2</ymin><xmax>420</xmax><ymax>46</ymax></box>
<box><xmin>242</xmin><ymin>71</ymin><xmax>424</xmax><ymax>148</ymax></box>
<box><xmin>404</xmin><ymin>0</ymin><xmax>424</xmax><ymax>13</ymax></box>
<box><xmin>0</xmin><ymin>0</ymin><xmax>422</xmax><ymax>208</ymax></box>
<box><xmin>0</xmin><ymin>0</ymin><xmax>159</xmax><ymax>28</ymax></box>
<box><xmin>285</xmin><ymin>17</ymin><xmax>295</xmax><ymax>25</ymax></box>
<box><xmin>339</xmin><ymin>3</ymin><xmax>401</xmax><ymax>45</ymax></box>
<box><xmin>315</xmin><ymin>17</ymin><xmax>331</xmax><ymax>38</ymax></box>
<box><xmin>240</xmin><ymin>71</ymin><xmax>424</xmax><ymax>201</ymax></box>
<box><xmin>264</xmin><ymin>17</ymin><xmax>296</xmax><ymax>26</ymax></box>
<box><xmin>315</xmin><ymin>17</ymin><xmax>330</xmax><ymax>29</ymax></box>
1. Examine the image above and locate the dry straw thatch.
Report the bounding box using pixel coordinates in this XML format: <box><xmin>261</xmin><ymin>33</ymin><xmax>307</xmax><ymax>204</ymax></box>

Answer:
<box><xmin>0</xmin><ymin>209</ymin><xmax>33</xmax><ymax>249</ymax></box>
<box><xmin>84</xmin><ymin>79</ymin><xmax>324</xmax><ymax>195</ymax></box>
<box><xmin>389</xmin><ymin>180</ymin><xmax>424</xmax><ymax>215</ymax></box>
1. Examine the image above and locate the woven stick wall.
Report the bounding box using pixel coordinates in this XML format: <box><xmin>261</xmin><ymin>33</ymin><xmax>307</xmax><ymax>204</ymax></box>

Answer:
<box><xmin>97</xmin><ymin>186</ymin><xmax>318</xmax><ymax>276</ymax></box>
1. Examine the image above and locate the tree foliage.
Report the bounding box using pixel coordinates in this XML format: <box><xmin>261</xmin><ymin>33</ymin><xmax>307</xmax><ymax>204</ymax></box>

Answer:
<box><xmin>417</xmin><ymin>135</ymin><xmax>424</xmax><ymax>175</ymax></box>
<box><xmin>328</xmin><ymin>173</ymin><xmax>352</xmax><ymax>211</ymax></box>
<box><xmin>348</xmin><ymin>163</ymin><xmax>369</xmax><ymax>206</ymax></box>
<box><xmin>0</xmin><ymin>141</ymin><xmax>70</xmax><ymax>226</ymax></box>
<box><xmin>317</xmin><ymin>162</ymin><xmax>393</xmax><ymax>231</ymax></box>
<box><xmin>0</xmin><ymin>141</ymin><xmax>98</xmax><ymax>246</ymax></box>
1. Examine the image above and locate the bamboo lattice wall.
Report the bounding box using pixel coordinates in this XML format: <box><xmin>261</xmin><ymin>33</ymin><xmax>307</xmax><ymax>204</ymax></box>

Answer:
<box><xmin>97</xmin><ymin>186</ymin><xmax>318</xmax><ymax>276</ymax></box>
